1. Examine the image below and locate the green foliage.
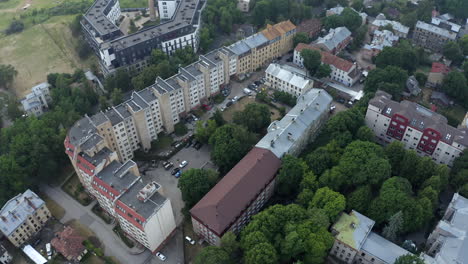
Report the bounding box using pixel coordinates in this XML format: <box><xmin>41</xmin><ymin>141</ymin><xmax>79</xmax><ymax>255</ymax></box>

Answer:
<box><xmin>245</xmin><ymin>243</ymin><xmax>278</xmax><ymax>264</ymax></box>
<box><xmin>438</xmin><ymin>0</ymin><xmax>468</xmax><ymax>19</ymax></box>
<box><xmin>459</xmin><ymin>183</ymin><xmax>468</xmax><ymax>197</ymax></box>
<box><xmin>382</xmin><ymin>211</ymin><xmax>403</xmax><ymax>242</ymax></box>
<box><xmin>463</xmin><ymin>61</ymin><xmax>468</xmax><ymax>80</ymax></box>
<box><xmin>221</xmin><ymin>232</ymin><xmax>239</xmax><ymax>257</ymax></box>
<box><xmin>178</xmin><ymin>168</ymin><xmax>219</xmax><ymax>208</ymax></box>
<box><xmin>195</xmin><ymin>120</ymin><xmax>218</xmax><ymax>143</ymax></box>
<box><xmin>209</xmin><ymin>124</ymin><xmax>256</xmax><ymax>172</ymax></box>
<box><xmin>323</xmin><ymin>8</ymin><xmax>362</xmax><ymax>32</ymax></box>
<box><xmin>415</xmin><ymin>72</ymin><xmax>427</xmax><ymax>86</ymax></box>
<box><xmin>203</xmin><ymin>0</ymin><xmax>243</xmax><ymax>33</ymax></box>
<box><xmin>364</xmin><ymin>66</ymin><xmax>408</xmax><ymax>99</ymax></box>
<box><xmin>356</xmin><ymin>126</ymin><xmax>374</xmax><ymax>141</ymax></box>
<box><xmin>5</xmin><ymin>19</ymin><xmax>24</xmax><ymax>35</ymax></box>
<box><xmin>350</xmin><ymin>25</ymin><xmax>367</xmax><ymax>51</ymax></box>
<box><xmin>305</xmin><ymin>140</ymin><xmax>343</xmax><ymax>176</ymax></box>
<box><xmin>293</xmin><ymin>33</ymin><xmax>310</xmax><ymax>47</ymax></box>
<box><xmin>111</xmin><ymin>88</ymin><xmax>123</xmax><ymax>105</ymax></box>
<box><xmin>104</xmin><ymin>69</ymin><xmax>133</xmax><ymax>93</ymax></box>
<box><xmin>351</xmin><ymin>0</ymin><xmax>364</xmax><ymax>11</ymax></box>
<box><xmin>276</xmin><ymin>155</ymin><xmax>309</xmax><ymax>197</ymax></box>
<box><xmin>460</xmin><ymin>35</ymin><xmax>468</xmax><ymax>56</ymax></box>
<box><xmin>375</xmin><ymin>41</ymin><xmax>421</xmax><ymax>74</ymax></box>
<box><xmin>6</xmin><ymin>96</ymin><xmax>23</xmax><ymax>120</ymax></box>
<box><xmin>0</xmin><ymin>64</ymin><xmax>18</xmax><ymax>89</ymax></box>
<box><xmin>394</xmin><ymin>254</ymin><xmax>426</xmax><ymax>264</ymax></box>
<box><xmin>251</xmin><ymin>0</ymin><xmax>311</xmax><ymax>27</ymax></box>
<box><xmin>174</xmin><ymin>123</ymin><xmax>188</xmax><ymax>136</ymax></box>
<box><xmin>443</xmin><ymin>41</ymin><xmax>464</xmax><ymax>64</ymax></box>
<box><xmin>194</xmin><ymin>246</ymin><xmax>230</xmax><ymax>264</ymax></box>
<box><xmin>256</xmin><ymin>91</ymin><xmax>271</xmax><ymax>104</ymax></box>
<box><xmin>301</xmin><ymin>49</ymin><xmax>321</xmax><ymax>76</ymax></box>
<box><xmin>212</xmin><ymin>110</ymin><xmax>226</xmax><ymax>126</ymax></box>
<box><xmin>199</xmin><ymin>27</ymin><xmax>213</xmax><ymax>52</ymax></box>
<box><xmin>442</xmin><ymin>72</ymin><xmax>468</xmax><ymax>106</ymax></box>
<box><xmin>346</xmin><ymin>185</ymin><xmax>372</xmax><ymax>213</ymax></box>
<box><xmin>309</xmin><ymin>187</ymin><xmax>346</xmax><ymax>221</ymax></box>
<box><xmin>315</xmin><ymin>64</ymin><xmax>332</xmax><ymax>78</ymax></box>
<box><xmin>273</xmin><ymin>91</ymin><xmax>297</xmax><ymax>106</ymax></box>
<box><xmin>233</xmin><ymin>103</ymin><xmax>271</xmax><ymax>133</ymax></box>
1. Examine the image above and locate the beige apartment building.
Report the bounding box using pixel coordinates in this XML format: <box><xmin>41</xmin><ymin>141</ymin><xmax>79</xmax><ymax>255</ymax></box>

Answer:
<box><xmin>0</xmin><ymin>190</ymin><xmax>51</xmax><ymax>248</ymax></box>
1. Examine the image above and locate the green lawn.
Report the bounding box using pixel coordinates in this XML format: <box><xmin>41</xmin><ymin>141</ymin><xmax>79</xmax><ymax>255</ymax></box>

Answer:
<box><xmin>119</xmin><ymin>0</ymin><xmax>147</xmax><ymax>8</ymax></box>
<box><xmin>0</xmin><ymin>0</ymin><xmax>21</xmax><ymax>10</ymax></box>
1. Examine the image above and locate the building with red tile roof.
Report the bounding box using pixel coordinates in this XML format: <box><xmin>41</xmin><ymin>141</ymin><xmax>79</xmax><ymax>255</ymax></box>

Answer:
<box><xmin>296</xmin><ymin>18</ymin><xmax>322</xmax><ymax>38</ymax></box>
<box><xmin>427</xmin><ymin>62</ymin><xmax>451</xmax><ymax>88</ymax></box>
<box><xmin>51</xmin><ymin>226</ymin><xmax>87</xmax><ymax>262</ymax></box>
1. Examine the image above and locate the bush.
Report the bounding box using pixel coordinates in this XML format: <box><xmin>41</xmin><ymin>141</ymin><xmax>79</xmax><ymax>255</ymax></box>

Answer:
<box><xmin>5</xmin><ymin>20</ymin><xmax>24</xmax><ymax>35</ymax></box>
<box><xmin>174</xmin><ymin>123</ymin><xmax>188</xmax><ymax>136</ymax></box>
<box><xmin>273</xmin><ymin>90</ymin><xmax>297</xmax><ymax>106</ymax></box>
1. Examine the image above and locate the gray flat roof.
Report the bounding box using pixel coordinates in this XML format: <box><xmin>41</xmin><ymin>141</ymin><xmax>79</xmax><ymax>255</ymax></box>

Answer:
<box><xmin>118</xmin><ymin>180</ymin><xmax>168</xmax><ymax>219</ymax></box>
<box><xmin>81</xmin><ymin>147</ymin><xmax>113</xmax><ymax>166</ymax></box>
<box><xmin>105</xmin><ymin>108</ymin><xmax>124</xmax><ymax>126</ymax></box>
<box><xmin>361</xmin><ymin>232</ymin><xmax>410</xmax><ymax>263</ymax></box>
<box><xmin>228</xmin><ymin>33</ymin><xmax>268</xmax><ymax>55</ymax></box>
<box><xmin>416</xmin><ymin>20</ymin><xmax>457</xmax><ymax>39</ymax></box>
<box><xmin>83</xmin><ymin>0</ymin><xmax>121</xmax><ymax>36</ymax></box>
<box><xmin>96</xmin><ymin>160</ymin><xmax>139</xmax><ymax>194</ymax></box>
<box><xmin>68</xmin><ymin>116</ymin><xmax>98</xmax><ymax>146</ymax></box>
<box><xmin>80</xmin><ymin>134</ymin><xmax>104</xmax><ymax>151</ymax></box>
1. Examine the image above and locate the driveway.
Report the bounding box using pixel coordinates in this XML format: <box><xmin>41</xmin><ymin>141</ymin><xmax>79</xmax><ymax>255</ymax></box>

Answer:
<box><xmin>40</xmin><ymin>185</ymin><xmax>152</xmax><ymax>264</ymax></box>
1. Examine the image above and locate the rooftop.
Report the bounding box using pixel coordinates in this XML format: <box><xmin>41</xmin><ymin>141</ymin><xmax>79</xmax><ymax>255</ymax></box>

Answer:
<box><xmin>118</xmin><ymin>180</ymin><xmax>168</xmax><ymax>219</ymax></box>
<box><xmin>315</xmin><ymin>27</ymin><xmax>351</xmax><ymax>51</ymax></box>
<box><xmin>265</xmin><ymin>63</ymin><xmax>311</xmax><ymax>90</ymax></box>
<box><xmin>256</xmin><ymin>89</ymin><xmax>332</xmax><ymax>158</ymax></box>
<box><xmin>361</xmin><ymin>232</ymin><xmax>410</xmax><ymax>263</ymax></box>
<box><xmin>190</xmin><ymin>147</ymin><xmax>281</xmax><ymax>235</ymax></box>
<box><xmin>51</xmin><ymin>226</ymin><xmax>86</xmax><ymax>261</ymax></box>
<box><xmin>430</xmin><ymin>62</ymin><xmax>451</xmax><ymax>74</ymax></box>
<box><xmin>96</xmin><ymin>160</ymin><xmax>139</xmax><ymax>194</ymax></box>
<box><xmin>228</xmin><ymin>33</ymin><xmax>269</xmax><ymax>55</ymax></box>
<box><xmin>295</xmin><ymin>43</ymin><xmax>355</xmax><ymax>72</ymax></box>
<box><xmin>332</xmin><ymin>210</ymin><xmax>375</xmax><ymax>250</ymax></box>
<box><xmin>363</xmin><ymin>29</ymin><xmax>399</xmax><ymax>52</ymax></box>
<box><xmin>372</xmin><ymin>14</ymin><xmax>409</xmax><ymax>34</ymax></box>
<box><xmin>415</xmin><ymin>20</ymin><xmax>457</xmax><ymax>40</ymax></box>
<box><xmin>0</xmin><ymin>190</ymin><xmax>46</xmax><ymax>236</ymax></box>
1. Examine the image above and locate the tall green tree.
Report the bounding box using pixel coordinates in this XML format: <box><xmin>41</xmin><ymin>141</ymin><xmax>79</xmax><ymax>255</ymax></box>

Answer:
<box><xmin>301</xmin><ymin>49</ymin><xmax>321</xmax><ymax>76</ymax></box>
<box><xmin>233</xmin><ymin>103</ymin><xmax>271</xmax><ymax>133</ymax></box>
<box><xmin>0</xmin><ymin>64</ymin><xmax>18</xmax><ymax>89</ymax></box>
<box><xmin>194</xmin><ymin>246</ymin><xmax>230</xmax><ymax>264</ymax></box>
<box><xmin>309</xmin><ymin>187</ymin><xmax>346</xmax><ymax>221</ymax></box>
<box><xmin>245</xmin><ymin>243</ymin><xmax>278</xmax><ymax>264</ymax></box>
<box><xmin>394</xmin><ymin>254</ymin><xmax>425</xmax><ymax>264</ymax></box>
<box><xmin>178</xmin><ymin>168</ymin><xmax>219</xmax><ymax>208</ymax></box>
<box><xmin>293</xmin><ymin>33</ymin><xmax>310</xmax><ymax>47</ymax></box>
<box><xmin>382</xmin><ymin>211</ymin><xmax>404</xmax><ymax>242</ymax></box>
<box><xmin>276</xmin><ymin>155</ymin><xmax>309</xmax><ymax>197</ymax></box>
<box><xmin>442</xmin><ymin>72</ymin><xmax>468</xmax><ymax>104</ymax></box>
<box><xmin>443</xmin><ymin>41</ymin><xmax>463</xmax><ymax>64</ymax></box>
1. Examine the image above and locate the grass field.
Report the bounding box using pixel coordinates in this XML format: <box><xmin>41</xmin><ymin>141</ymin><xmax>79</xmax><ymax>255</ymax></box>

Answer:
<box><xmin>0</xmin><ymin>15</ymin><xmax>95</xmax><ymax>97</ymax></box>
<box><xmin>119</xmin><ymin>0</ymin><xmax>147</xmax><ymax>8</ymax></box>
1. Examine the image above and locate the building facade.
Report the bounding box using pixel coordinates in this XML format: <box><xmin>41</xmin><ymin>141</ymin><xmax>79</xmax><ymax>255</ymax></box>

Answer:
<box><xmin>20</xmin><ymin>82</ymin><xmax>52</xmax><ymax>117</ymax></box>
<box><xmin>313</xmin><ymin>27</ymin><xmax>352</xmax><ymax>54</ymax></box>
<box><xmin>365</xmin><ymin>91</ymin><xmax>468</xmax><ymax>166</ymax></box>
<box><xmin>424</xmin><ymin>193</ymin><xmax>468</xmax><ymax>264</ymax></box>
<box><xmin>294</xmin><ymin>43</ymin><xmax>360</xmax><ymax>86</ymax></box>
<box><xmin>370</xmin><ymin>13</ymin><xmax>409</xmax><ymax>38</ymax></box>
<box><xmin>0</xmin><ymin>245</ymin><xmax>12</xmax><ymax>264</ymax></box>
<box><xmin>330</xmin><ymin>210</ymin><xmax>411</xmax><ymax>264</ymax></box>
<box><xmin>363</xmin><ymin>30</ymin><xmax>399</xmax><ymax>59</ymax></box>
<box><xmin>81</xmin><ymin>0</ymin><xmax>205</xmax><ymax>75</ymax></box>
<box><xmin>265</xmin><ymin>63</ymin><xmax>313</xmax><ymax>97</ymax></box>
<box><xmin>413</xmin><ymin>20</ymin><xmax>457</xmax><ymax>52</ymax></box>
<box><xmin>0</xmin><ymin>190</ymin><xmax>51</xmax><ymax>248</ymax></box>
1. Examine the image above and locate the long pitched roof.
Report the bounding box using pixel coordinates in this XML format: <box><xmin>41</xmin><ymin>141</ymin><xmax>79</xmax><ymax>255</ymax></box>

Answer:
<box><xmin>190</xmin><ymin>147</ymin><xmax>281</xmax><ymax>235</ymax></box>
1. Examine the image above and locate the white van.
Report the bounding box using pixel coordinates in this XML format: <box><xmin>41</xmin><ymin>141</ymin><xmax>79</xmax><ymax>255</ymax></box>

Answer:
<box><xmin>243</xmin><ymin>88</ymin><xmax>252</xmax><ymax>95</ymax></box>
<box><xmin>46</xmin><ymin>243</ymin><xmax>52</xmax><ymax>259</ymax></box>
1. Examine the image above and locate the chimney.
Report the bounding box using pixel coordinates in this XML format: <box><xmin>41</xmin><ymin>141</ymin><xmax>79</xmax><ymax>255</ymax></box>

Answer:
<box><xmin>25</xmin><ymin>197</ymin><xmax>36</xmax><ymax>210</ymax></box>
<box><xmin>148</xmin><ymin>0</ymin><xmax>156</xmax><ymax>21</ymax></box>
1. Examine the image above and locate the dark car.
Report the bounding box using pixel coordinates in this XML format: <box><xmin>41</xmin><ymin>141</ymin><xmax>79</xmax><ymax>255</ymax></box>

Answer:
<box><xmin>171</xmin><ymin>167</ymin><xmax>180</xmax><ymax>175</ymax></box>
<box><xmin>226</xmin><ymin>101</ymin><xmax>233</xmax><ymax>107</ymax></box>
<box><xmin>171</xmin><ymin>141</ymin><xmax>179</xmax><ymax>147</ymax></box>
<box><xmin>194</xmin><ymin>142</ymin><xmax>203</xmax><ymax>150</ymax></box>
<box><xmin>254</xmin><ymin>81</ymin><xmax>262</xmax><ymax>86</ymax></box>
<box><xmin>248</xmin><ymin>84</ymin><xmax>256</xmax><ymax>90</ymax></box>
<box><xmin>336</xmin><ymin>98</ymin><xmax>345</xmax><ymax>104</ymax></box>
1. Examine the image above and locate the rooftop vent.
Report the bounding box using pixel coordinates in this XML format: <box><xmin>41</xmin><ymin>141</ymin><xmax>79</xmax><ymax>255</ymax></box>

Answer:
<box><xmin>137</xmin><ymin>181</ymin><xmax>160</xmax><ymax>202</ymax></box>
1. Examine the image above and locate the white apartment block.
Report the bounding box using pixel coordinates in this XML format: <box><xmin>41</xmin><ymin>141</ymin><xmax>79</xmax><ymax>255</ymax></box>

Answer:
<box><xmin>0</xmin><ymin>190</ymin><xmax>51</xmax><ymax>248</ymax></box>
<box><xmin>0</xmin><ymin>245</ymin><xmax>12</xmax><ymax>264</ymax></box>
<box><xmin>237</xmin><ymin>0</ymin><xmax>250</xmax><ymax>12</ymax></box>
<box><xmin>21</xmin><ymin>82</ymin><xmax>52</xmax><ymax>117</ymax></box>
<box><xmin>158</xmin><ymin>0</ymin><xmax>177</xmax><ymax>20</ymax></box>
<box><xmin>265</xmin><ymin>63</ymin><xmax>313</xmax><ymax>97</ymax></box>
<box><xmin>370</xmin><ymin>13</ymin><xmax>409</xmax><ymax>38</ymax></box>
<box><xmin>365</xmin><ymin>91</ymin><xmax>468</xmax><ymax>166</ymax></box>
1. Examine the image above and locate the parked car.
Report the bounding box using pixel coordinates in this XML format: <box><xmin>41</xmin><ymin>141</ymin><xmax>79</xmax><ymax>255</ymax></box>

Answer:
<box><xmin>172</xmin><ymin>167</ymin><xmax>180</xmax><ymax>175</ymax></box>
<box><xmin>194</xmin><ymin>142</ymin><xmax>203</xmax><ymax>150</ymax></box>
<box><xmin>185</xmin><ymin>141</ymin><xmax>192</xmax><ymax>148</ymax></box>
<box><xmin>46</xmin><ymin>243</ymin><xmax>52</xmax><ymax>260</ymax></box>
<box><xmin>192</xmin><ymin>114</ymin><xmax>199</xmax><ymax>121</ymax></box>
<box><xmin>156</xmin><ymin>252</ymin><xmax>166</xmax><ymax>261</ymax></box>
<box><xmin>175</xmin><ymin>142</ymin><xmax>184</xmax><ymax>148</ymax></box>
<box><xmin>330</xmin><ymin>105</ymin><xmax>336</xmax><ymax>112</ymax></box>
<box><xmin>33</xmin><ymin>239</ymin><xmax>41</xmax><ymax>246</ymax></box>
<box><xmin>232</xmin><ymin>96</ymin><xmax>239</xmax><ymax>102</ymax></box>
<box><xmin>220</xmin><ymin>106</ymin><xmax>226</xmax><ymax>112</ymax></box>
<box><xmin>179</xmin><ymin>160</ymin><xmax>188</xmax><ymax>168</ymax></box>
<box><xmin>226</xmin><ymin>101</ymin><xmax>233</xmax><ymax>107</ymax></box>
<box><xmin>175</xmin><ymin>170</ymin><xmax>182</xmax><ymax>178</ymax></box>
<box><xmin>185</xmin><ymin>236</ymin><xmax>196</xmax><ymax>245</ymax></box>
<box><xmin>254</xmin><ymin>81</ymin><xmax>262</xmax><ymax>86</ymax></box>
<box><xmin>336</xmin><ymin>98</ymin><xmax>345</xmax><ymax>104</ymax></box>
<box><xmin>164</xmin><ymin>162</ymin><xmax>174</xmax><ymax>170</ymax></box>
<box><xmin>248</xmin><ymin>84</ymin><xmax>256</xmax><ymax>90</ymax></box>
<box><xmin>171</xmin><ymin>141</ymin><xmax>179</xmax><ymax>147</ymax></box>
<box><xmin>151</xmin><ymin>160</ymin><xmax>158</xmax><ymax>168</ymax></box>
<box><xmin>244</xmin><ymin>88</ymin><xmax>253</xmax><ymax>95</ymax></box>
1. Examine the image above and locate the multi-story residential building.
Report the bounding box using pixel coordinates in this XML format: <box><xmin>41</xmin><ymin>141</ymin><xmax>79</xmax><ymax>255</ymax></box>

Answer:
<box><xmin>313</xmin><ymin>27</ymin><xmax>352</xmax><ymax>54</ymax></box>
<box><xmin>81</xmin><ymin>0</ymin><xmax>205</xmax><ymax>75</ymax></box>
<box><xmin>363</xmin><ymin>30</ymin><xmax>399</xmax><ymax>59</ymax></box>
<box><xmin>227</xmin><ymin>20</ymin><xmax>296</xmax><ymax>75</ymax></box>
<box><xmin>264</xmin><ymin>63</ymin><xmax>313</xmax><ymax>97</ymax></box>
<box><xmin>256</xmin><ymin>89</ymin><xmax>332</xmax><ymax>158</ymax></box>
<box><xmin>365</xmin><ymin>91</ymin><xmax>468</xmax><ymax>166</ymax></box>
<box><xmin>191</xmin><ymin>89</ymin><xmax>332</xmax><ymax>245</ymax></box>
<box><xmin>326</xmin><ymin>5</ymin><xmax>367</xmax><ymax>25</ymax></box>
<box><xmin>294</xmin><ymin>43</ymin><xmax>360</xmax><ymax>86</ymax></box>
<box><xmin>413</xmin><ymin>20</ymin><xmax>458</xmax><ymax>52</ymax></box>
<box><xmin>426</xmin><ymin>62</ymin><xmax>451</xmax><ymax>88</ymax></box>
<box><xmin>370</xmin><ymin>14</ymin><xmax>409</xmax><ymax>38</ymax></box>
<box><xmin>424</xmin><ymin>193</ymin><xmax>468</xmax><ymax>264</ymax></box>
<box><xmin>0</xmin><ymin>244</ymin><xmax>12</xmax><ymax>264</ymax></box>
<box><xmin>158</xmin><ymin>0</ymin><xmax>177</xmax><ymax>20</ymax></box>
<box><xmin>0</xmin><ymin>190</ymin><xmax>51</xmax><ymax>248</ymax></box>
<box><xmin>190</xmin><ymin>147</ymin><xmax>282</xmax><ymax>245</ymax></box>
<box><xmin>330</xmin><ymin>210</ymin><xmax>410</xmax><ymax>264</ymax></box>
<box><xmin>20</xmin><ymin>82</ymin><xmax>52</xmax><ymax>117</ymax></box>
<box><xmin>296</xmin><ymin>18</ymin><xmax>322</xmax><ymax>39</ymax></box>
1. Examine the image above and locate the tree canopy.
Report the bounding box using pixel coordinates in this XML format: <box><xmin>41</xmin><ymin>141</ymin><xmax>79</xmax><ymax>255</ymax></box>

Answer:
<box><xmin>364</xmin><ymin>66</ymin><xmax>408</xmax><ymax>99</ymax></box>
<box><xmin>323</xmin><ymin>8</ymin><xmax>362</xmax><ymax>32</ymax></box>
<box><xmin>0</xmin><ymin>64</ymin><xmax>18</xmax><ymax>89</ymax></box>
<box><xmin>301</xmin><ymin>49</ymin><xmax>321</xmax><ymax>76</ymax></box>
<box><xmin>233</xmin><ymin>103</ymin><xmax>271</xmax><ymax>133</ymax></box>
<box><xmin>178</xmin><ymin>168</ymin><xmax>219</xmax><ymax>209</ymax></box>
<box><xmin>441</xmin><ymin>72</ymin><xmax>468</xmax><ymax>106</ymax></box>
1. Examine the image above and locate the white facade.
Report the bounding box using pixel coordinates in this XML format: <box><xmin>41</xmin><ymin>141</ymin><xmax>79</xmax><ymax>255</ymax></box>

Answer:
<box><xmin>105</xmin><ymin>0</ymin><xmax>121</xmax><ymax>23</ymax></box>
<box><xmin>0</xmin><ymin>245</ymin><xmax>12</xmax><ymax>264</ymax></box>
<box><xmin>141</xmin><ymin>199</ymin><xmax>176</xmax><ymax>252</ymax></box>
<box><xmin>158</xmin><ymin>0</ymin><xmax>177</xmax><ymax>20</ymax></box>
<box><xmin>21</xmin><ymin>82</ymin><xmax>52</xmax><ymax>117</ymax></box>
<box><xmin>265</xmin><ymin>63</ymin><xmax>313</xmax><ymax>97</ymax></box>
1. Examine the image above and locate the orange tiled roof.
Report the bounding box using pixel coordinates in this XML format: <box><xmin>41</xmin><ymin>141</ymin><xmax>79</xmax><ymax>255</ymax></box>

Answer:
<box><xmin>295</xmin><ymin>43</ymin><xmax>354</xmax><ymax>72</ymax></box>
<box><xmin>261</xmin><ymin>20</ymin><xmax>296</xmax><ymax>40</ymax></box>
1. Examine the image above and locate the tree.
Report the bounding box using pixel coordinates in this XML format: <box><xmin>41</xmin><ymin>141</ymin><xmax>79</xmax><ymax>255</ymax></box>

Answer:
<box><xmin>351</xmin><ymin>0</ymin><xmax>364</xmax><ymax>11</ymax></box>
<box><xmin>385</xmin><ymin>141</ymin><xmax>406</xmax><ymax>176</ymax></box>
<box><xmin>174</xmin><ymin>123</ymin><xmax>188</xmax><ymax>136</ymax></box>
<box><xmin>350</xmin><ymin>25</ymin><xmax>368</xmax><ymax>51</ymax></box>
<box><xmin>6</xmin><ymin>97</ymin><xmax>22</xmax><ymax>120</ymax></box>
<box><xmin>245</xmin><ymin>243</ymin><xmax>278</xmax><ymax>264</ymax></box>
<box><xmin>293</xmin><ymin>33</ymin><xmax>310</xmax><ymax>47</ymax></box>
<box><xmin>394</xmin><ymin>254</ymin><xmax>425</xmax><ymax>264</ymax></box>
<box><xmin>309</xmin><ymin>187</ymin><xmax>346</xmax><ymax>221</ymax></box>
<box><xmin>375</xmin><ymin>44</ymin><xmax>419</xmax><ymax>74</ymax></box>
<box><xmin>356</xmin><ymin>126</ymin><xmax>374</xmax><ymax>141</ymax></box>
<box><xmin>178</xmin><ymin>168</ymin><xmax>219</xmax><ymax>208</ymax></box>
<box><xmin>315</xmin><ymin>64</ymin><xmax>332</xmax><ymax>78</ymax></box>
<box><xmin>111</xmin><ymin>88</ymin><xmax>123</xmax><ymax>105</ymax></box>
<box><xmin>199</xmin><ymin>27</ymin><xmax>213</xmax><ymax>52</ymax></box>
<box><xmin>5</xmin><ymin>19</ymin><xmax>24</xmax><ymax>35</ymax></box>
<box><xmin>276</xmin><ymin>155</ymin><xmax>309</xmax><ymax>197</ymax></box>
<box><xmin>128</xmin><ymin>19</ymin><xmax>138</xmax><ymax>34</ymax></box>
<box><xmin>459</xmin><ymin>183</ymin><xmax>468</xmax><ymax>197</ymax></box>
<box><xmin>194</xmin><ymin>246</ymin><xmax>230</xmax><ymax>264</ymax></box>
<box><xmin>442</xmin><ymin>72</ymin><xmax>468</xmax><ymax>103</ymax></box>
<box><xmin>221</xmin><ymin>232</ymin><xmax>239</xmax><ymax>257</ymax></box>
<box><xmin>460</xmin><ymin>35</ymin><xmax>468</xmax><ymax>56</ymax></box>
<box><xmin>212</xmin><ymin>109</ymin><xmax>226</xmax><ymax>126</ymax></box>
<box><xmin>346</xmin><ymin>185</ymin><xmax>372</xmax><ymax>213</ymax></box>
<box><xmin>382</xmin><ymin>211</ymin><xmax>403</xmax><ymax>242</ymax></box>
<box><xmin>443</xmin><ymin>41</ymin><xmax>463</xmax><ymax>64</ymax></box>
<box><xmin>99</xmin><ymin>96</ymin><xmax>109</xmax><ymax>110</ymax></box>
<box><xmin>233</xmin><ymin>103</ymin><xmax>271</xmax><ymax>133</ymax></box>
<box><xmin>364</xmin><ymin>66</ymin><xmax>408</xmax><ymax>99</ymax></box>
<box><xmin>415</xmin><ymin>72</ymin><xmax>427</xmax><ymax>86</ymax></box>
<box><xmin>400</xmin><ymin>11</ymin><xmax>418</xmax><ymax>28</ymax></box>
<box><xmin>323</xmin><ymin>8</ymin><xmax>362</xmax><ymax>32</ymax></box>
<box><xmin>463</xmin><ymin>61</ymin><xmax>468</xmax><ymax>80</ymax></box>
<box><xmin>301</xmin><ymin>49</ymin><xmax>321</xmax><ymax>76</ymax></box>
<box><xmin>241</xmin><ymin>231</ymin><xmax>269</xmax><ymax>251</ymax></box>
<box><xmin>273</xmin><ymin>91</ymin><xmax>297</xmax><ymax>106</ymax></box>
<box><xmin>0</xmin><ymin>64</ymin><xmax>18</xmax><ymax>89</ymax></box>
<box><xmin>305</xmin><ymin>140</ymin><xmax>343</xmax><ymax>176</ymax></box>
<box><xmin>195</xmin><ymin>120</ymin><xmax>218</xmax><ymax>143</ymax></box>
<box><xmin>209</xmin><ymin>124</ymin><xmax>256</xmax><ymax>172</ymax></box>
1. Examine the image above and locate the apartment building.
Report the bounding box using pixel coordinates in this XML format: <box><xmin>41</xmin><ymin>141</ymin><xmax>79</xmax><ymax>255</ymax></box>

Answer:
<box><xmin>81</xmin><ymin>0</ymin><xmax>205</xmax><ymax>75</ymax></box>
<box><xmin>158</xmin><ymin>0</ymin><xmax>177</xmax><ymax>20</ymax></box>
<box><xmin>296</xmin><ymin>19</ymin><xmax>322</xmax><ymax>39</ymax></box>
<box><xmin>365</xmin><ymin>91</ymin><xmax>468</xmax><ymax>166</ymax></box>
<box><xmin>256</xmin><ymin>89</ymin><xmax>332</xmax><ymax>158</ymax></box>
<box><xmin>0</xmin><ymin>244</ymin><xmax>12</xmax><ymax>264</ymax></box>
<box><xmin>313</xmin><ymin>27</ymin><xmax>352</xmax><ymax>54</ymax></box>
<box><xmin>20</xmin><ymin>82</ymin><xmax>52</xmax><ymax>117</ymax></box>
<box><xmin>330</xmin><ymin>210</ymin><xmax>410</xmax><ymax>264</ymax></box>
<box><xmin>227</xmin><ymin>20</ymin><xmax>296</xmax><ymax>75</ymax></box>
<box><xmin>190</xmin><ymin>147</ymin><xmax>282</xmax><ymax>245</ymax></box>
<box><xmin>265</xmin><ymin>63</ymin><xmax>313</xmax><ymax>97</ymax></box>
<box><xmin>294</xmin><ymin>43</ymin><xmax>360</xmax><ymax>86</ymax></box>
<box><xmin>424</xmin><ymin>193</ymin><xmax>468</xmax><ymax>264</ymax></box>
<box><xmin>413</xmin><ymin>20</ymin><xmax>458</xmax><ymax>52</ymax></box>
<box><xmin>370</xmin><ymin>14</ymin><xmax>409</xmax><ymax>38</ymax></box>
<box><xmin>363</xmin><ymin>30</ymin><xmax>399</xmax><ymax>59</ymax></box>
<box><xmin>0</xmin><ymin>190</ymin><xmax>51</xmax><ymax>248</ymax></box>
